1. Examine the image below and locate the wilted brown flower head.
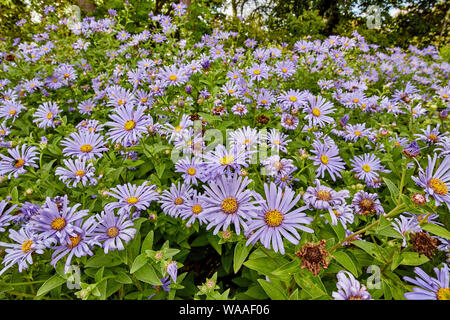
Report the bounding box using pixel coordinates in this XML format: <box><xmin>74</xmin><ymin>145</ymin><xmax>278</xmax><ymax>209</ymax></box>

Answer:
<box><xmin>295</xmin><ymin>239</ymin><xmax>330</xmax><ymax>276</ymax></box>
<box><xmin>410</xmin><ymin>231</ymin><xmax>439</xmax><ymax>259</ymax></box>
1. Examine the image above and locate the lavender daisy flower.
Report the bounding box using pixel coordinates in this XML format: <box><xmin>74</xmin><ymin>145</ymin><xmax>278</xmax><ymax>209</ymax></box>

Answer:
<box><xmin>310</xmin><ymin>141</ymin><xmax>345</xmax><ymax>181</ymax></box>
<box><xmin>61</xmin><ymin>131</ymin><xmax>109</xmax><ymax>160</ymax></box>
<box><xmin>105</xmin><ymin>104</ymin><xmax>149</xmax><ymax>146</ymax></box>
<box><xmin>303</xmin><ymin>179</ymin><xmax>350</xmax><ymax>225</ymax></box>
<box><xmin>304</xmin><ymin>95</ymin><xmax>335</xmax><ymax>128</ymax></box>
<box><xmin>350</xmin><ymin>153</ymin><xmax>389</xmax><ymax>186</ymax></box>
<box><xmin>329</xmin><ymin>205</ymin><xmax>354</xmax><ymax>228</ymax></box>
<box><xmin>166</xmin><ymin>261</ymin><xmax>178</xmax><ymax>283</ymax></box>
<box><xmin>32</xmin><ymin>101</ymin><xmax>60</xmax><ymax>128</ymax></box>
<box><xmin>262</xmin><ymin>155</ymin><xmax>296</xmax><ymax>177</ymax></box>
<box><xmin>0</xmin><ymin>100</ymin><xmax>25</xmax><ymax>121</ymax></box>
<box><xmin>203</xmin><ymin>144</ymin><xmax>249</xmax><ymax>180</ymax></box>
<box><xmin>332</xmin><ymin>271</ymin><xmax>372</xmax><ymax>300</ymax></box>
<box><xmin>159</xmin><ymin>65</ymin><xmax>189</xmax><ymax>87</ymax></box>
<box><xmin>267</xmin><ymin>128</ymin><xmax>291</xmax><ymax>153</ymax></box>
<box><xmin>344</xmin><ymin>123</ymin><xmax>371</xmax><ymax>142</ymax></box>
<box><xmin>30</xmin><ymin>196</ymin><xmax>89</xmax><ymax>244</ymax></box>
<box><xmin>202</xmin><ymin>173</ymin><xmax>262</xmax><ymax>235</ymax></box>
<box><xmin>175</xmin><ymin>157</ymin><xmax>205</xmax><ymax>186</ymax></box>
<box><xmin>392</xmin><ymin>214</ymin><xmax>422</xmax><ymax>247</ymax></box>
<box><xmin>0</xmin><ymin>200</ymin><xmax>17</xmax><ymax>232</ymax></box>
<box><xmin>246</xmin><ymin>182</ymin><xmax>313</xmax><ymax>255</ymax></box>
<box><xmin>159</xmin><ymin>182</ymin><xmax>193</xmax><ymax>218</ymax></box>
<box><xmin>77</xmin><ymin>99</ymin><xmax>95</xmax><ymax>115</ymax></box>
<box><xmin>55</xmin><ymin>158</ymin><xmax>97</xmax><ymax>188</ymax></box>
<box><xmin>106</xmin><ymin>182</ymin><xmax>159</xmax><ymax>215</ymax></box>
<box><xmin>280</xmin><ymin>113</ymin><xmax>299</xmax><ymax>130</ymax></box>
<box><xmin>0</xmin><ymin>228</ymin><xmax>47</xmax><ymax>276</ymax></box>
<box><xmin>415</xmin><ymin>124</ymin><xmax>447</xmax><ymax>145</ymax></box>
<box><xmin>13</xmin><ymin>202</ymin><xmax>40</xmax><ymax>225</ymax></box>
<box><xmin>352</xmin><ymin>191</ymin><xmax>384</xmax><ymax>216</ymax></box>
<box><xmin>50</xmin><ymin>217</ymin><xmax>100</xmax><ymax>273</ymax></box>
<box><xmin>247</xmin><ymin>63</ymin><xmax>269</xmax><ymax>81</ymax></box>
<box><xmin>93</xmin><ymin>209</ymin><xmax>136</xmax><ymax>253</ymax></box>
<box><xmin>404</xmin><ymin>264</ymin><xmax>449</xmax><ymax>300</ymax></box>
<box><xmin>411</xmin><ymin>154</ymin><xmax>450</xmax><ymax>209</ymax></box>
<box><xmin>179</xmin><ymin>191</ymin><xmax>209</xmax><ymax>226</ymax></box>
<box><xmin>0</xmin><ymin>144</ymin><xmax>39</xmax><ymax>179</ymax></box>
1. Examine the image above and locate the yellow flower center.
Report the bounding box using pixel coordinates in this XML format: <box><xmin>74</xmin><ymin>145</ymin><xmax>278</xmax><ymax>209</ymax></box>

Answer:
<box><xmin>75</xmin><ymin>169</ymin><xmax>85</xmax><ymax>177</ymax></box>
<box><xmin>264</xmin><ymin>209</ymin><xmax>284</xmax><ymax>227</ymax></box>
<box><xmin>443</xmin><ymin>94</ymin><xmax>449</xmax><ymax>99</ymax></box>
<box><xmin>437</xmin><ymin>288</ymin><xmax>450</xmax><ymax>300</ymax></box>
<box><xmin>253</xmin><ymin>69</ymin><xmax>261</xmax><ymax>75</ymax></box>
<box><xmin>46</xmin><ymin>112</ymin><xmax>53</xmax><ymax>119</ymax></box>
<box><xmin>51</xmin><ymin>217</ymin><xmax>66</xmax><ymax>231</ymax></box>
<box><xmin>14</xmin><ymin>158</ymin><xmax>25</xmax><ymax>168</ymax></box>
<box><xmin>320</xmin><ymin>155</ymin><xmax>329</xmax><ymax>164</ymax></box>
<box><xmin>107</xmin><ymin>227</ymin><xmax>119</xmax><ymax>238</ymax></box>
<box><xmin>126</xmin><ymin>196</ymin><xmax>139</xmax><ymax>204</ymax></box>
<box><xmin>354</xmin><ymin>131</ymin><xmax>361</xmax><ymax>136</ymax></box>
<box><xmin>192</xmin><ymin>204</ymin><xmax>203</xmax><ymax>215</ymax></box>
<box><xmin>428</xmin><ymin>134</ymin><xmax>438</xmax><ymax>142</ymax></box>
<box><xmin>312</xmin><ymin>108</ymin><xmax>321</xmax><ymax>117</ymax></box>
<box><xmin>317</xmin><ymin>190</ymin><xmax>331</xmax><ymax>201</ymax></box>
<box><xmin>169</xmin><ymin>75</ymin><xmax>178</xmax><ymax>81</ymax></box>
<box><xmin>187</xmin><ymin>167</ymin><xmax>196</xmax><ymax>175</ymax></box>
<box><xmin>124</xmin><ymin>120</ymin><xmax>136</xmax><ymax>131</ymax></box>
<box><xmin>282</xmin><ymin>68</ymin><xmax>287</xmax><ymax>73</ymax></box>
<box><xmin>118</xmin><ymin>99</ymin><xmax>125</xmax><ymax>106</ymax></box>
<box><xmin>221</xmin><ymin>197</ymin><xmax>239</xmax><ymax>214</ymax></box>
<box><xmin>429</xmin><ymin>178</ymin><xmax>448</xmax><ymax>195</ymax></box>
<box><xmin>80</xmin><ymin>144</ymin><xmax>93</xmax><ymax>153</ymax></box>
<box><xmin>220</xmin><ymin>155</ymin><xmax>234</xmax><ymax>166</ymax></box>
<box><xmin>362</xmin><ymin>164</ymin><xmax>371</xmax><ymax>172</ymax></box>
<box><xmin>141</xmin><ymin>98</ymin><xmax>147</xmax><ymax>103</ymax></box>
<box><xmin>353</xmin><ymin>98</ymin><xmax>359</xmax><ymax>103</ymax></box>
<box><xmin>21</xmin><ymin>240</ymin><xmax>33</xmax><ymax>253</ymax></box>
<box><xmin>9</xmin><ymin>110</ymin><xmax>16</xmax><ymax>115</ymax></box>
<box><xmin>289</xmin><ymin>96</ymin><xmax>297</xmax><ymax>102</ymax></box>
<box><xmin>174</xmin><ymin>197</ymin><xmax>184</xmax><ymax>205</ymax></box>
<box><xmin>174</xmin><ymin>125</ymin><xmax>182</xmax><ymax>132</ymax></box>
<box><xmin>67</xmin><ymin>235</ymin><xmax>81</xmax><ymax>248</ymax></box>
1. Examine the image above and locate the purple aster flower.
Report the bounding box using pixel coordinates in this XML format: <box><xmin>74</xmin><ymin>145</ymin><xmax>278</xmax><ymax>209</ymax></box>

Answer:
<box><xmin>30</xmin><ymin>195</ymin><xmax>89</xmax><ymax>244</ymax></box>
<box><xmin>344</xmin><ymin>123</ymin><xmax>372</xmax><ymax>142</ymax></box>
<box><xmin>32</xmin><ymin>101</ymin><xmax>60</xmax><ymax>129</ymax></box>
<box><xmin>93</xmin><ymin>208</ymin><xmax>137</xmax><ymax>253</ymax></box>
<box><xmin>350</xmin><ymin>153</ymin><xmax>389</xmax><ymax>186</ymax></box>
<box><xmin>392</xmin><ymin>214</ymin><xmax>422</xmax><ymax>247</ymax></box>
<box><xmin>61</xmin><ymin>131</ymin><xmax>109</xmax><ymax>160</ymax></box>
<box><xmin>0</xmin><ymin>144</ymin><xmax>39</xmax><ymax>179</ymax></box>
<box><xmin>166</xmin><ymin>261</ymin><xmax>178</xmax><ymax>283</ymax></box>
<box><xmin>332</xmin><ymin>270</ymin><xmax>372</xmax><ymax>300</ymax></box>
<box><xmin>274</xmin><ymin>60</ymin><xmax>296</xmax><ymax>79</ymax></box>
<box><xmin>352</xmin><ymin>191</ymin><xmax>384</xmax><ymax>216</ymax></box>
<box><xmin>203</xmin><ymin>144</ymin><xmax>249</xmax><ymax>181</ymax></box>
<box><xmin>247</xmin><ymin>63</ymin><xmax>269</xmax><ymax>81</ymax></box>
<box><xmin>304</xmin><ymin>95</ymin><xmax>335</xmax><ymax>128</ymax></box>
<box><xmin>77</xmin><ymin>99</ymin><xmax>95</xmax><ymax>115</ymax></box>
<box><xmin>159</xmin><ymin>182</ymin><xmax>193</xmax><ymax>218</ymax></box>
<box><xmin>267</xmin><ymin>128</ymin><xmax>291</xmax><ymax>153</ymax></box>
<box><xmin>404</xmin><ymin>140</ymin><xmax>420</xmax><ymax>158</ymax></box>
<box><xmin>159</xmin><ymin>65</ymin><xmax>189</xmax><ymax>87</ymax></box>
<box><xmin>262</xmin><ymin>155</ymin><xmax>296</xmax><ymax>177</ymax></box>
<box><xmin>278</xmin><ymin>89</ymin><xmax>308</xmax><ymax>110</ymax></box>
<box><xmin>12</xmin><ymin>202</ymin><xmax>40</xmax><ymax>225</ymax></box>
<box><xmin>50</xmin><ymin>217</ymin><xmax>100</xmax><ymax>273</ymax></box>
<box><xmin>403</xmin><ymin>264</ymin><xmax>449</xmax><ymax>300</ymax></box>
<box><xmin>415</xmin><ymin>124</ymin><xmax>447</xmax><ymax>145</ymax></box>
<box><xmin>0</xmin><ymin>200</ymin><xmax>16</xmax><ymax>232</ymax></box>
<box><xmin>175</xmin><ymin>157</ymin><xmax>205</xmax><ymax>186</ymax></box>
<box><xmin>179</xmin><ymin>190</ymin><xmax>209</xmax><ymax>226</ymax></box>
<box><xmin>0</xmin><ymin>100</ymin><xmax>25</xmax><ymax>121</ymax></box>
<box><xmin>202</xmin><ymin>173</ymin><xmax>262</xmax><ymax>235</ymax></box>
<box><xmin>246</xmin><ymin>182</ymin><xmax>313</xmax><ymax>255</ymax></box>
<box><xmin>106</xmin><ymin>182</ymin><xmax>159</xmax><ymax>215</ymax></box>
<box><xmin>303</xmin><ymin>179</ymin><xmax>350</xmax><ymax>225</ymax></box>
<box><xmin>411</xmin><ymin>154</ymin><xmax>450</xmax><ymax>209</ymax></box>
<box><xmin>105</xmin><ymin>104</ymin><xmax>149</xmax><ymax>147</ymax></box>
<box><xmin>0</xmin><ymin>228</ymin><xmax>47</xmax><ymax>276</ymax></box>
<box><xmin>55</xmin><ymin>158</ymin><xmax>97</xmax><ymax>188</ymax></box>
<box><xmin>231</xmin><ymin>103</ymin><xmax>248</xmax><ymax>116</ymax></box>
<box><xmin>310</xmin><ymin>141</ymin><xmax>345</xmax><ymax>181</ymax></box>
<box><xmin>280</xmin><ymin>113</ymin><xmax>299</xmax><ymax>130</ymax></box>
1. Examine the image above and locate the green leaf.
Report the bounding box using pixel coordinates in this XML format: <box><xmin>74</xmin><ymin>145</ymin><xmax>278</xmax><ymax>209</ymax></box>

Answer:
<box><xmin>390</xmin><ymin>250</ymin><xmax>402</xmax><ymax>271</ymax></box>
<box><xmin>11</xmin><ymin>187</ymin><xmax>18</xmax><ymax>203</ymax></box>
<box><xmin>333</xmin><ymin>251</ymin><xmax>359</xmax><ymax>276</ymax></box>
<box><xmin>130</xmin><ymin>253</ymin><xmax>148</xmax><ymax>273</ymax></box>
<box><xmin>352</xmin><ymin>240</ymin><xmax>384</xmax><ymax>262</ymax></box>
<box><xmin>257</xmin><ymin>279</ymin><xmax>288</xmax><ymax>300</ymax></box>
<box><xmin>243</xmin><ymin>258</ymin><xmax>279</xmax><ymax>276</ymax></box>
<box><xmin>115</xmin><ymin>272</ymin><xmax>133</xmax><ymax>284</ymax></box>
<box><xmin>141</xmin><ymin>231</ymin><xmax>154</xmax><ymax>252</ymax></box>
<box><xmin>133</xmin><ymin>263</ymin><xmax>162</xmax><ymax>286</ymax></box>
<box><xmin>271</xmin><ymin>260</ymin><xmax>301</xmax><ymax>277</ymax></box>
<box><xmin>37</xmin><ymin>275</ymin><xmax>66</xmax><ymax>297</ymax></box>
<box><xmin>376</xmin><ymin>215</ymin><xmax>403</xmax><ymax>239</ymax></box>
<box><xmin>422</xmin><ymin>223</ymin><xmax>450</xmax><ymax>240</ymax></box>
<box><xmin>85</xmin><ymin>253</ymin><xmax>122</xmax><ymax>268</ymax></box>
<box><xmin>206</xmin><ymin>233</ymin><xmax>222</xmax><ymax>255</ymax></box>
<box><xmin>233</xmin><ymin>241</ymin><xmax>252</xmax><ymax>274</ymax></box>
<box><xmin>400</xmin><ymin>252</ymin><xmax>429</xmax><ymax>266</ymax></box>
<box><xmin>383</xmin><ymin>177</ymin><xmax>399</xmax><ymax>200</ymax></box>
<box><xmin>294</xmin><ymin>270</ymin><xmax>328</xmax><ymax>299</ymax></box>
